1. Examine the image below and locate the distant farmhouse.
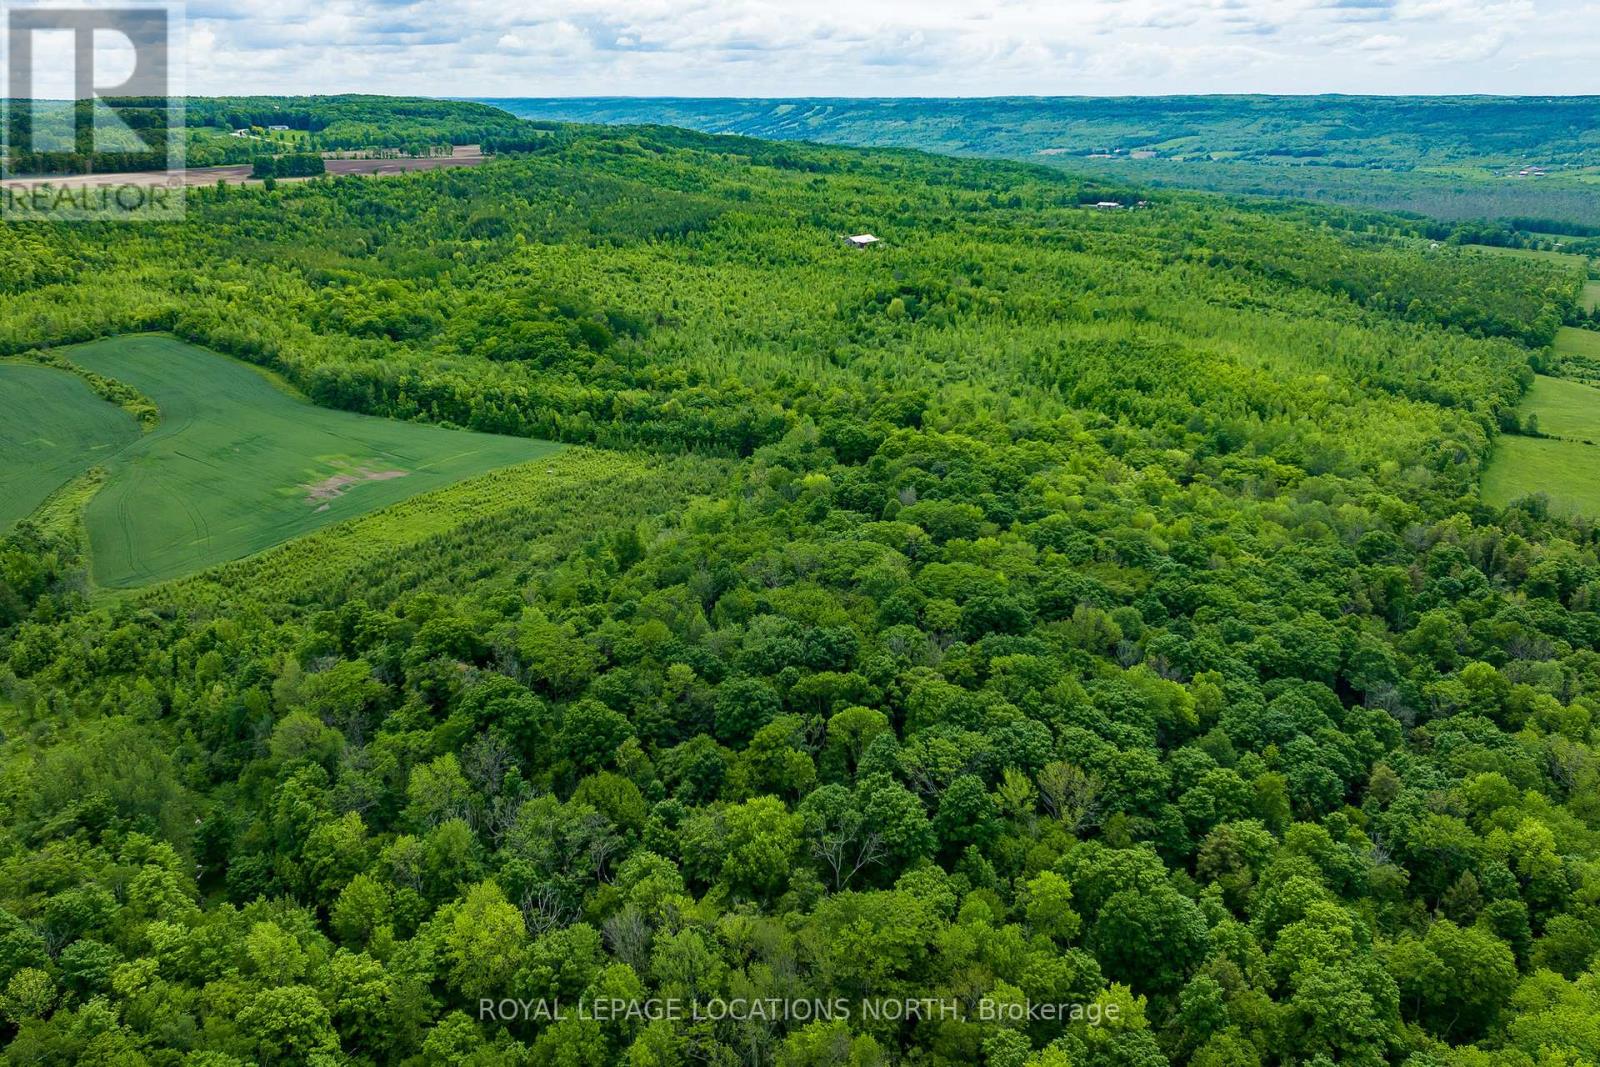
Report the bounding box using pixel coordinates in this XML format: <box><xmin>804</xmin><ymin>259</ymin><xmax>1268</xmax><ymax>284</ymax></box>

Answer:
<box><xmin>844</xmin><ymin>234</ymin><xmax>882</xmax><ymax>248</ymax></box>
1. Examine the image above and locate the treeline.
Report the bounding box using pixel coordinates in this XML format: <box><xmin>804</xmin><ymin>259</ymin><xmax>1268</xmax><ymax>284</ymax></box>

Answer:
<box><xmin>251</xmin><ymin>153</ymin><xmax>327</xmax><ymax>179</ymax></box>
<box><xmin>480</xmin><ymin>132</ymin><xmax>564</xmax><ymax>156</ymax></box>
<box><xmin>2</xmin><ymin>150</ymin><xmax>170</xmax><ymax>176</ymax></box>
<box><xmin>3</xmin><ymin>98</ymin><xmax>176</xmax><ymax>176</ymax></box>
<box><xmin>5</xmin><ymin>97</ymin><xmax>532</xmax><ymax>176</ymax></box>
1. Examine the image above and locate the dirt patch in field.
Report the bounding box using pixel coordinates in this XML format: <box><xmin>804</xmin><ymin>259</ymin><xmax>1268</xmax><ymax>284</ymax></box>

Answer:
<box><xmin>323</xmin><ymin>147</ymin><xmax>486</xmax><ymax>177</ymax></box>
<box><xmin>304</xmin><ymin>467</ymin><xmax>409</xmax><ymax>509</ymax></box>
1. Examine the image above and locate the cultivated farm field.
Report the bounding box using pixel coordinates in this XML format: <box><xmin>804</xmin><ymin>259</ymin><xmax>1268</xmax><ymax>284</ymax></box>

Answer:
<box><xmin>0</xmin><ymin>363</ymin><xmax>140</xmax><ymax>527</ymax></box>
<box><xmin>4</xmin><ymin>335</ymin><xmax>559</xmax><ymax>589</ymax></box>
<box><xmin>143</xmin><ymin>447</ymin><xmax>730</xmax><ymax>614</ymax></box>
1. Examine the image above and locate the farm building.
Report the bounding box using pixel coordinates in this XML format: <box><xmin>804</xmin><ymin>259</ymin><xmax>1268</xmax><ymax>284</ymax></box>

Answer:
<box><xmin>1093</xmin><ymin>201</ymin><xmax>1123</xmax><ymax>210</ymax></box>
<box><xmin>845</xmin><ymin>234</ymin><xmax>882</xmax><ymax>248</ymax></box>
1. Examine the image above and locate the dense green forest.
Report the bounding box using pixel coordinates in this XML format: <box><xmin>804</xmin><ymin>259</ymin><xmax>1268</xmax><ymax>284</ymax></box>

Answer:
<box><xmin>2</xmin><ymin>97</ymin><xmax>180</xmax><ymax>177</ymax></box>
<box><xmin>187</xmin><ymin>97</ymin><xmax>532</xmax><ymax>154</ymax></box>
<box><xmin>251</xmin><ymin>154</ymin><xmax>328</xmax><ymax>180</ymax></box>
<box><xmin>3</xmin><ymin>97</ymin><xmax>524</xmax><ymax>174</ymax></box>
<box><xmin>494</xmin><ymin>97</ymin><xmax>1600</xmax><ymax>230</ymax></box>
<box><xmin>3</xmin><ymin>116</ymin><xmax>1600</xmax><ymax>1066</ymax></box>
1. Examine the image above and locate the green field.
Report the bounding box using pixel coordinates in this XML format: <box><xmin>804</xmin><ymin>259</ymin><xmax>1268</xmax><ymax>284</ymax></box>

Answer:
<box><xmin>1484</xmin><ymin>435</ymin><xmax>1600</xmax><ymax>516</ymax></box>
<box><xmin>1583</xmin><ymin>280</ymin><xmax>1600</xmax><ymax>313</ymax></box>
<box><xmin>1552</xmin><ymin>326</ymin><xmax>1600</xmax><ymax>385</ymax></box>
<box><xmin>1484</xmin><ymin>374</ymin><xmax>1600</xmax><ymax>516</ymax></box>
<box><xmin>1555</xmin><ymin>325</ymin><xmax>1600</xmax><ymax>361</ymax></box>
<box><xmin>1465</xmin><ymin>244</ymin><xmax>1592</xmax><ymax>269</ymax></box>
<box><xmin>7</xmin><ymin>335</ymin><xmax>559</xmax><ymax>588</ymax></box>
<box><xmin>0</xmin><ymin>363</ymin><xmax>141</xmax><ymax>527</ymax></box>
<box><xmin>1516</xmin><ymin>375</ymin><xmax>1600</xmax><ymax>441</ymax></box>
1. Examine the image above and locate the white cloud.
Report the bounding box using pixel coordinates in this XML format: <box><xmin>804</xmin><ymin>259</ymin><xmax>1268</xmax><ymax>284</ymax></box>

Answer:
<box><xmin>176</xmin><ymin>0</ymin><xmax>1599</xmax><ymax>95</ymax></box>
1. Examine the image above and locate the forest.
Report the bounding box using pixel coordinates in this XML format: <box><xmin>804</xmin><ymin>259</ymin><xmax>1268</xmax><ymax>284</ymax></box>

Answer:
<box><xmin>186</xmin><ymin>98</ymin><xmax>533</xmax><ymax>154</ymax></box>
<box><xmin>2</xmin><ymin>111</ymin><xmax>1600</xmax><ymax>1066</ymax></box>
<box><xmin>3</xmin><ymin>97</ymin><xmax>527</xmax><ymax>175</ymax></box>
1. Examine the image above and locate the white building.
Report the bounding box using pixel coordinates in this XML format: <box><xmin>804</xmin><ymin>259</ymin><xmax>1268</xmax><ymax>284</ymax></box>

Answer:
<box><xmin>845</xmin><ymin>234</ymin><xmax>882</xmax><ymax>248</ymax></box>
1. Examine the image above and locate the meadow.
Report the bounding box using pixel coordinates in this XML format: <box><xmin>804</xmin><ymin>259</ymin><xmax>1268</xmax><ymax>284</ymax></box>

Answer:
<box><xmin>1465</xmin><ymin>244</ymin><xmax>1592</xmax><ymax>269</ymax></box>
<box><xmin>0</xmin><ymin>363</ymin><xmax>140</xmax><ymax>527</ymax></box>
<box><xmin>6</xmin><ymin>335</ymin><xmax>558</xmax><ymax>588</ymax></box>
<box><xmin>1481</xmin><ymin>322</ymin><xmax>1600</xmax><ymax>515</ymax></box>
<box><xmin>140</xmin><ymin>447</ymin><xmax>730</xmax><ymax>615</ymax></box>
<box><xmin>1558</xmin><ymin>325</ymin><xmax>1600</xmax><ymax>360</ymax></box>
<box><xmin>1548</xmin><ymin>324</ymin><xmax>1600</xmax><ymax>385</ymax></box>
<box><xmin>1482</xmin><ymin>371</ymin><xmax>1600</xmax><ymax>515</ymax></box>
<box><xmin>1483</xmin><ymin>434</ymin><xmax>1600</xmax><ymax>516</ymax></box>
<box><xmin>1516</xmin><ymin>375</ymin><xmax>1600</xmax><ymax>441</ymax></box>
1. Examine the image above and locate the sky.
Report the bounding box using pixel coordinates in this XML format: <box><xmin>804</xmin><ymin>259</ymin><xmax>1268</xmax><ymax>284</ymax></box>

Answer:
<box><xmin>18</xmin><ymin>0</ymin><xmax>1600</xmax><ymax>97</ymax></box>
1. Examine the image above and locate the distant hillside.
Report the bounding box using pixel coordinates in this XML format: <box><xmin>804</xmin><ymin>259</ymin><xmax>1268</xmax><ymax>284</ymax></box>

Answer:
<box><xmin>4</xmin><ymin>95</ymin><xmax>529</xmax><ymax>175</ymax></box>
<box><xmin>488</xmin><ymin>96</ymin><xmax>1600</xmax><ymax>229</ymax></box>
<box><xmin>188</xmin><ymin>95</ymin><xmax>528</xmax><ymax>150</ymax></box>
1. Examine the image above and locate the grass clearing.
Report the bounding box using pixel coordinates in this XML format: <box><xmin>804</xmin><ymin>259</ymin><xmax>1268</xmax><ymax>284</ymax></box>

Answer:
<box><xmin>8</xmin><ymin>335</ymin><xmax>559</xmax><ymax>588</ymax></box>
<box><xmin>30</xmin><ymin>469</ymin><xmax>109</xmax><ymax>541</ymax></box>
<box><xmin>1484</xmin><ymin>435</ymin><xmax>1600</xmax><ymax>517</ymax></box>
<box><xmin>1464</xmin><ymin>244</ymin><xmax>1591</xmax><ymax>269</ymax></box>
<box><xmin>1583</xmin><ymin>280</ymin><xmax>1600</xmax><ymax>314</ymax></box>
<box><xmin>145</xmin><ymin>448</ymin><xmax>731</xmax><ymax>612</ymax></box>
<box><xmin>1555</xmin><ymin>326</ymin><xmax>1600</xmax><ymax>362</ymax></box>
<box><xmin>1516</xmin><ymin>376</ymin><xmax>1600</xmax><ymax>441</ymax></box>
<box><xmin>1485</xmin><ymin>374</ymin><xmax>1600</xmax><ymax>516</ymax></box>
<box><xmin>0</xmin><ymin>363</ymin><xmax>141</xmax><ymax>528</ymax></box>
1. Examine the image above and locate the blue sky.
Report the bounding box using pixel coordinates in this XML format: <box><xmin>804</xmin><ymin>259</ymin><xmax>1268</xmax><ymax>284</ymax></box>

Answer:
<box><xmin>171</xmin><ymin>0</ymin><xmax>1598</xmax><ymax>96</ymax></box>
